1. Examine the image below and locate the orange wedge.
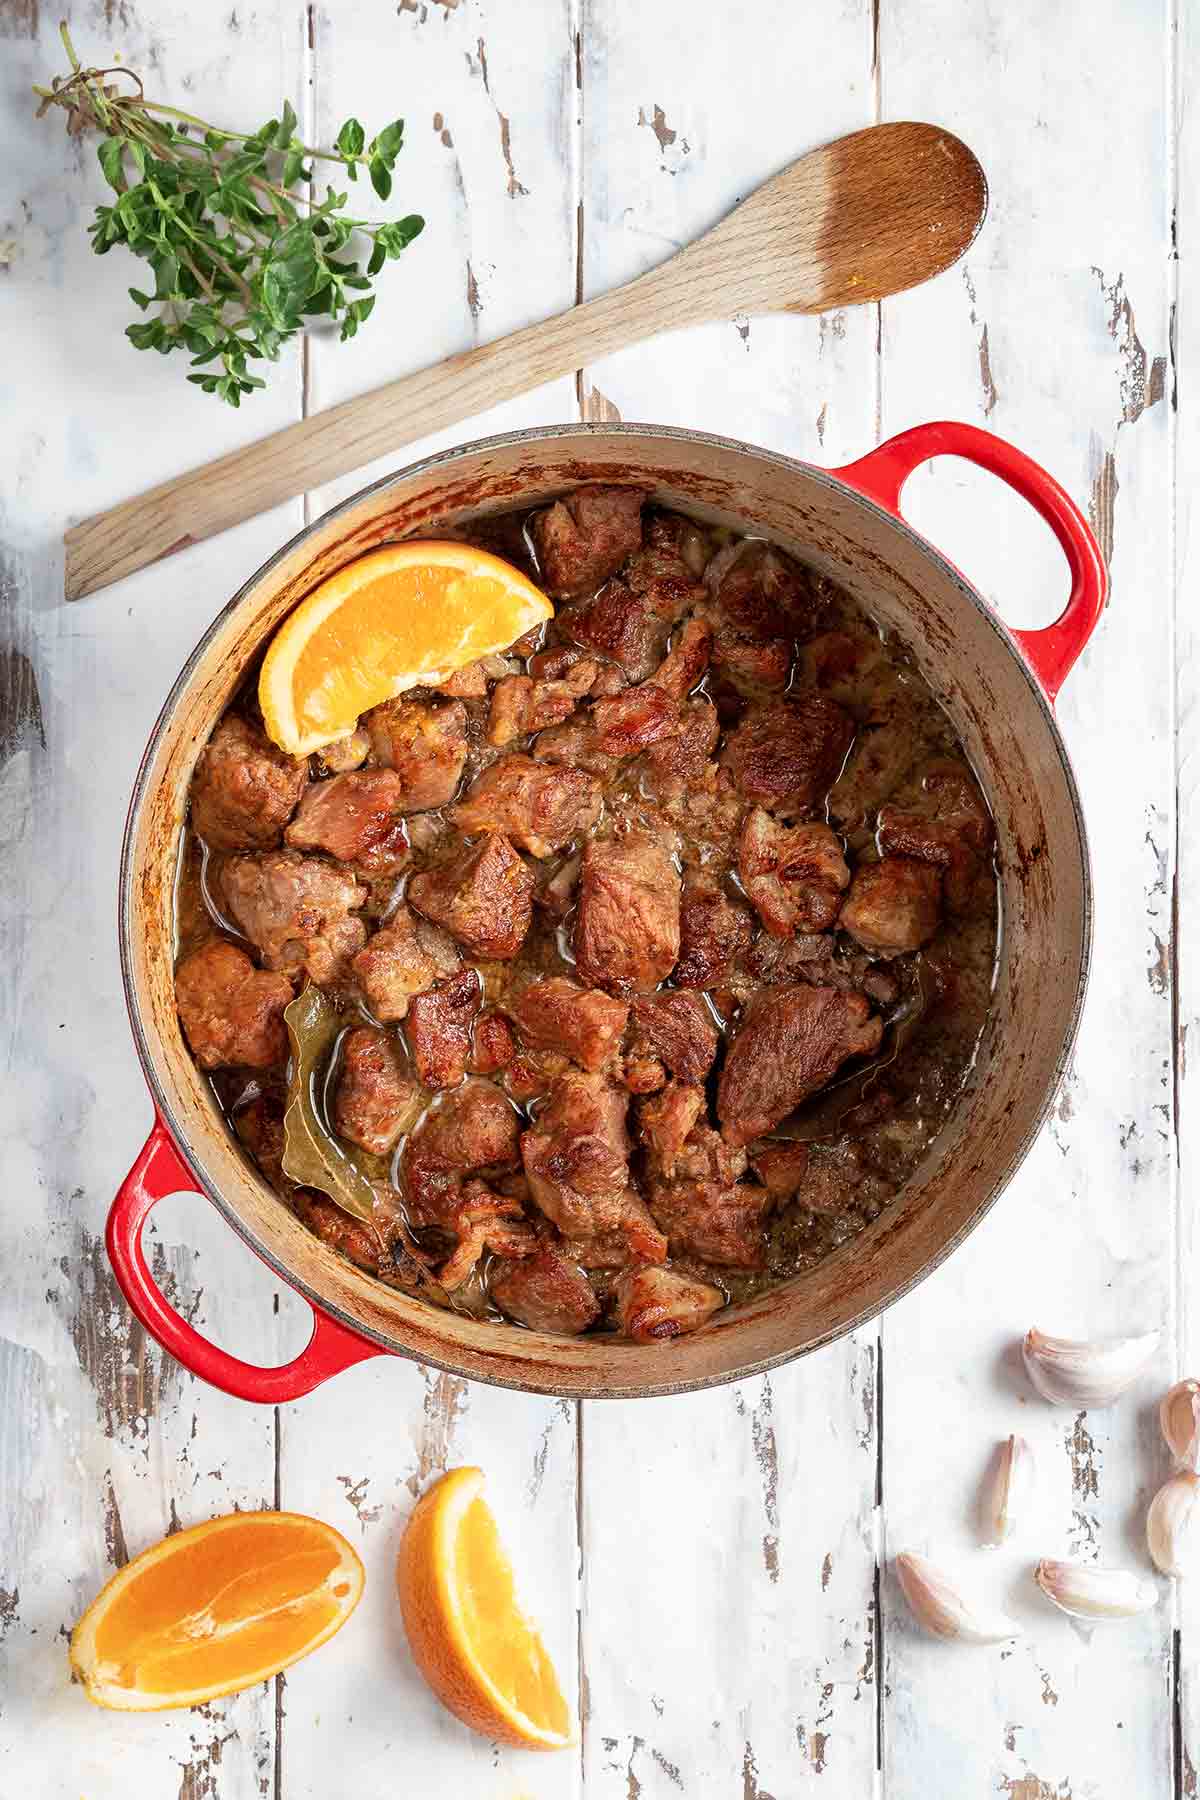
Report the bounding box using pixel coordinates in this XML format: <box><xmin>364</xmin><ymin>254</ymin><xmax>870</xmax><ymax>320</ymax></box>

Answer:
<box><xmin>259</xmin><ymin>542</ymin><xmax>553</xmax><ymax>755</ymax></box>
<box><xmin>397</xmin><ymin>1466</ymin><xmax>574</xmax><ymax>1750</ymax></box>
<box><xmin>69</xmin><ymin>1510</ymin><xmax>363</xmax><ymax>1711</ymax></box>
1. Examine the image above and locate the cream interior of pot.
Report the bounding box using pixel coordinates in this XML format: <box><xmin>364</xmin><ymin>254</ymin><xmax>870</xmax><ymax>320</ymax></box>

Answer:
<box><xmin>121</xmin><ymin>427</ymin><xmax>1088</xmax><ymax>1397</ymax></box>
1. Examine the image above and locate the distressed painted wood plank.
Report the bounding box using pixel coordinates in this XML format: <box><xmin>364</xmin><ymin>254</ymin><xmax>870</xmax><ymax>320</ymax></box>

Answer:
<box><xmin>877</xmin><ymin>4</ymin><xmax>1175</xmax><ymax>1797</ymax></box>
<box><xmin>0</xmin><ymin>5</ymin><xmax>313</xmax><ymax>1795</ymax></box>
<box><xmin>575</xmin><ymin>6</ymin><xmax>882</xmax><ymax>1795</ymax></box>
<box><xmin>276</xmin><ymin>7</ymin><xmax>582</xmax><ymax>1797</ymax></box>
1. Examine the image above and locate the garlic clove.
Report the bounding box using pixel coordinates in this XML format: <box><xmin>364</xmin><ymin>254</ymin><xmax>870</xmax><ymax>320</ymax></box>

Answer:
<box><xmin>895</xmin><ymin>1552</ymin><xmax>1022</xmax><ymax>1644</ymax></box>
<box><xmin>1034</xmin><ymin>1558</ymin><xmax>1158</xmax><ymax>1619</ymax></box>
<box><xmin>1161</xmin><ymin>1380</ymin><xmax>1200</xmax><ymax>1468</ymax></box>
<box><xmin>981</xmin><ymin>1434</ymin><xmax>1035</xmax><ymax>1547</ymax></box>
<box><xmin>1021</xmin><ymin>1327</ymin><xmax>1160</xmax><ymax>1406</ymax></box>
<box><xmin>1147</xmin><ymin>1471</ymin><xmax>1200</xmax><ymax>1576</ymax></box>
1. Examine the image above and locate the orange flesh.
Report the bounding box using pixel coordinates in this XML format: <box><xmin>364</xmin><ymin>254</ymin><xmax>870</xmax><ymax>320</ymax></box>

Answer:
<box><xmin>454</xmin><ymin>1495</ymin><xmax>571</xmax><ymax>1739</ymax></box>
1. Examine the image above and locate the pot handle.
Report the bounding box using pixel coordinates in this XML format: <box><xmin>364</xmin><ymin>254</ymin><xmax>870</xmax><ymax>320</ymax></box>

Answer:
<box><xmin>830</xmin><ymin>421</ymin><xmax>1107</xmax><ymax>702</ymax></box>
<box><xmin>107</xmin><ymin>1116</ymin><xmax>386</xmax><ymax>1403</ymax></box>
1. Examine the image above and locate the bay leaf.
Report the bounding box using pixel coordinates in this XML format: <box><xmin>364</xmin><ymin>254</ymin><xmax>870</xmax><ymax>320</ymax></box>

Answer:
<box><xmin>281</xmin><ymin>985</ymin><xmax>377</xmax><ymax>1223</ymax></box>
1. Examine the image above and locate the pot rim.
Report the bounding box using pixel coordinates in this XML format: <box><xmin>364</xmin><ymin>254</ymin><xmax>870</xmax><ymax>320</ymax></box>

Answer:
<box><xmin>118</xmin><ymin>419</ymin><xmax>1093</xmax><ymax>1395</ymax></box>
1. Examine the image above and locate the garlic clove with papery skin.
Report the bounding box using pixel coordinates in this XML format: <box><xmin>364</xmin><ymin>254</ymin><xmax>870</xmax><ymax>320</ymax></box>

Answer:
<box><xmin>980</xmin><ymin>1434</ymin><xmax>1035</xmax><ymax>1548</ymax></box>
<box><xmin>1147</xmin><ymin>1471</ymin><xmax>1200</xmax><ymax>1576</ymax></box>
<box><xmin>1161</xmin><ymin>1380</ymin><xmax>1200</xmax><ymax>1469</ymax></box>
<box><xmin>1021</xmin><ymin>1327</ymin><xmax>1160</xmax><ymax>1407</ymax></box>
<box><xmin>895</xmin><ymin>1552</ymin><xmax>1022</xmax><ymax>1644</ymax></box>
<box><xmin>1034</xmin><ymin>1559</ymin><xmax>1158</xmax><ymax>1620</ymax></box>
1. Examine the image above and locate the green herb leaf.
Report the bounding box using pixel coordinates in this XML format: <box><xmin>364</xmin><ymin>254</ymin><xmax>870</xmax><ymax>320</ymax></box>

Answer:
<box><xmin>97</xmin><ymin>136</ymin><xmax>126</xmax><ymax>191</ymax></box>
<box><xmin>373</xmin><ymin>119</ymin><xmax>405</xmax><ymax>164</ymax></box>
<box><xmin>281</xmin><ymin>986</ymin><xmax>390</xmax><ymax>1224</ymax></box>
<box><xmin>368</xmin><ymin>156</ymin><xmax>392</xmax><ymax>201</ymax></box>
<box><xmin>335</xmin><ymin>116</ymin><xmax>365</xmax><ymax>157</ymax></box>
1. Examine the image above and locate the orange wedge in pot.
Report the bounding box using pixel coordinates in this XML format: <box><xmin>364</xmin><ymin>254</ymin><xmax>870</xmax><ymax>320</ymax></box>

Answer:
<box><xmin>258</xmin><ymin>542</ymin><xmax>553</xmax><ymax>755</ymax></box>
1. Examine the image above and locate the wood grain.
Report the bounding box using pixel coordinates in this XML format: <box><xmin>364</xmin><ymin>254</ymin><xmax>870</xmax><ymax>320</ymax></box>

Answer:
<box><xmin>61</xmin><ymin>121</ymin><xmax>983</xmax><ymax>600</ymax></box>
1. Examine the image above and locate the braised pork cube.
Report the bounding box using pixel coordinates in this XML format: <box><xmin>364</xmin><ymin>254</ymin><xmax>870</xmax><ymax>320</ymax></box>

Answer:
<box><xmin>318</xmin><ymin>728</ymin><xmax>370</xmax><ymax>774</ymax></box>
<box><xmin>532</xmin><ymin>715</ymin><xmax>617</xmax><ymax>778</ymax></box>
<box><xmin>562</xmin><ymin>517</ymin><xmax>706</xmax><ymax>683</ymax></box>
<box><xmin>408</xmin><ymin>834</ymin><xmax>534</xmax><ymax>959</ymax></box>
<box><xmin>839</xmin><ymin>857</ymin><xmax>942</xmax><ymax>955</ymax></box>
<box><xmin>435</xmin><ymin>658</ymin><xmax>493</xmax><ymax>699</ymax></box>
<box><xmin>190</xmin><ymin>714</ymin><xmax>308</xmax><ymax>851</ymax></box>
<box><xmin>709</xmin><ymin>627</ymin><xmax>792</xmax><ymax>692</ymax></box>
<box><xmin>707</xmin><ymin>540</ymin><xmax>824</xmax><ymax>640</ymax></box>
<box><xmin>674</xmin><ymin>873</ymin><xmax>755</xmax><ymax>991</ymax></box>
<box><xmin>644</xmin><ymin>1123</ymin><xmax>767</xmax><ymax>1266</ymax></box>
<box><xmin>530</xmin><ymin>485</ymin><xmax>646</xmax><ymax>597</ymax></box>
<box><xmin>451</xmin><ymin>755</ymin><xmax>603</xmax><ymax>858</ymax></box>
<box><xmin>591</xmin><ymin>684</ymin><xmax>680</xmax><ymax>757</ymax></box>
<box><xmin>721</xmin><ymin>695</ymin><xmax>855</xmax><ymax>816</ymax></box>
<box><xmin>490</xmin><ymin>1243</ymin><xmax>602</xmax><ymax>1335</ymax></box>
<box><xmin>508</xmin><ymin>977</ymin><xmax>629</xmax><ymax>1072</ymax></box>
<box><xmin>366</xmin><ymin>696</ymin><xmax>469</xmax><ymax>810</ymax></box>
<box><xmin>402</xmin><ymin>1079</ymin><xmax>522</xmax><ymax>1227</ymax></box>
<box><xmin>628</xmin><ymin>991</ymin><xmax>719</xmax><ymax>1084</ymax></box>
<box><xmin>284</xmin><ymin>768</ymin><xmax>410</xmax><ymax>874</ymax></box>
<box><xmin>351</xmin><ymin>903</ymin><xmax>460</xmax><ymax>1022</ymax></box>
<box><xmin>738</xmin><ymin>808</ymin><xmax>851</xmax><ymax>938</ymax></box>
<box><xmin>642</xmin><ymin>696</ymin><xmax>721</xmax><ymax>788</ymax></box>
<box><xmin>647</xmin><ymin>616</ymin><xmax>712</xmax><ymax>700</ymax></box>
<box><xmin>219</xmin><ymin>850</ymin><xmax>367</xmax><ymax>984</ymax></box>
<box><xmin>470</xmin><ymin>1012</ymin><xmax>516</xmax><ymax>1075</ymax></box>
<box><xmin>291</xmin><ymin>1192</ymin><xmax>383</xmax><ymax>1273</ymax></box>
<box><xmin>718</xmin><ymin>984</ymin><xmax>884</xmax><ymax>1147</ymax></box>
<box><xmin>175</xmin><ymin>940</ymin><xmax>293</xmax><ymax>1070</ymax></box>
<box><xmin>828</xmin><ymin>722</ymin><xmax>918</xmax><ymax>832</ymax></box>
<box><xmin>333</xmin><ymin>1026</ymin><xmax>423</xmax><ymax>1155</ymax></box>
<box><xmin>521</xmin><ymin>1071</ymin><xmax>667</xmax><ymax>1261</ymax></box>
<box><xmin>799</xmin><ymin>629</ymin><xmax>889</xmax><ymax>710</ymax></box>
<box><xmin>614</xmin><ymin>1264</ymin><xmax>724</xmax><ymax>1341</ymax></box>
<box><xmin>436</xmin><ymin>1178</ymin><xmax>537</xmax><ymax>1290</ymax></box>
<box><xmin>575</xmin><ymin>831</ymin><xmax>681</xmax><ymax>996</ymax></box>
<box><xmin>637</xmin><ymin>1082</ymin><xmax>705</xmax><ymax>1175</ymax></box>
<box><xmin>877</xmin><ymin>762</ymin><xmax>993</xmax><ymax>912</ymax></box>
<box><xmin>406</xmin><ymin>967</ymin><xmax>482</xmax><ymax>1089</ymax></box>
<box><xmin>486</xmin><ymin>662</ymin><xmax>599</xmax><ymax>747</ymax></box>
<box><xmin>749</xmin><ymin>1140</ymin><xmax>811</xmax><ymax>1198</ymax></box>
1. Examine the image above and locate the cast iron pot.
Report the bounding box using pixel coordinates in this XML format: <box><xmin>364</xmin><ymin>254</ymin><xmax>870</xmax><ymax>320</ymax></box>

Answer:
<box><xmin>108</xmin><ymin>420</ymin><xmax>1105</xmax><ymax>1403</ymax></box>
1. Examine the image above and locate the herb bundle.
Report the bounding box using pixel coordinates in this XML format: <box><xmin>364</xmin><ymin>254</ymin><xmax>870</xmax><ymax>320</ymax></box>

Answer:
<box><xmin>34</xmin><ymin>23</ymin><xmax>424</xmax><ymax>406</ymax></box>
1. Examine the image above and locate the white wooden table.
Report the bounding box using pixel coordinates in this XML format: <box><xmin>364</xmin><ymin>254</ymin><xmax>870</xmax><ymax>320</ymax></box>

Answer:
<box><xmin>0</xmin><ymin>1</ymin><xmax>1192</xmax><ymax>1793</ymax></box>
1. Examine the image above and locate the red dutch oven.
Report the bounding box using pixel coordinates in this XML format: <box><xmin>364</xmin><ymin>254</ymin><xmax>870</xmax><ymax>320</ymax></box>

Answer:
<box><xmin>108</xmin><ymin>420</ymin><xmax>1105</xmax><ymax>1402</ymax></box>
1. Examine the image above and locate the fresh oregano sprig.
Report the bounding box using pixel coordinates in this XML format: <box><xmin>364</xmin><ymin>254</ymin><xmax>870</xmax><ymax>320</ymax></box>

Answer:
<box><xmin>33</xmin><ymin>22</ymin><xmax>424</xmax><ymax>406</ymax></box>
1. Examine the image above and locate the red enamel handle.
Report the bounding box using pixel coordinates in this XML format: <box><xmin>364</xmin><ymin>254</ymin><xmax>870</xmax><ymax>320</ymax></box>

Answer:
<box><xmin>831</xmin><ymin>421</ymin><xmax>1107</xmax><ymax>702</ymax></box>
<box><xmin>107</xmin><ymin>1116</ymin><xmax>385</xmax><ymax>1402</ymax></box>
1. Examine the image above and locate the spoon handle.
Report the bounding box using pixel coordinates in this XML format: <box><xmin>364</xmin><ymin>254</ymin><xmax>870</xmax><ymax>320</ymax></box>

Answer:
<box><xmin>63</xmin><ymin>254</ymin><xmax>712</xmax><ymax>601</ymax></box>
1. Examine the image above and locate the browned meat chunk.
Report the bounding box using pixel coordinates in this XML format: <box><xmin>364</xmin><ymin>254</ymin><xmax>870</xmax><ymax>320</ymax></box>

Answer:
<box><xmin>175</xmin><ymin>940</ymin><xmax>293</xmax><ymax>1070</ymax></box>
<box><xmin>490</xmin><ymin>1243</ymin><xmax>601</xmax><ymax>1335</ymax></box>
<box><xmin>486</xmin><ymin>663</ymin><xmax>598</xmax><ymax>747</ymax></box>
<box><xmin>292</xmin><ymin>1192</ymin><xmax>383</xmax><ymax>1273</ymax></box>
<box><xmin>637</xmin><ymin>1082</ymin><xmax>705</xmax><ymax>1175</ymax></box>
<box><xmin>190</xmin><ymin>715</ymin><xmax>308</xmax><ymax>851</ymax></box>
<box><xmin>407</xmin><ymin>966</ymin><xmax>482</xmax><ymax>1089</ymax></box>
<box><xmin>219</xmin><ymin>851</ymin><xmax>366</xmax><ymax>985</ymax></box>
<box><xmin>436</xmin><ymin>1178</ymin><xmax>537</xmax><ymax>1290</ymax></box>
<box><xmin>521</xmin><ymin>1071</ymin><xmax>667</xmax><ymax>1262</ymax></box>
<box><xmin>318</xmin><ymin>728</ymin><xmax>370</xmax><ymax>774</ymax></box>
<box><xmin>451</xmin><ymin>754</ymin><xmax>603</xmax><ymax>858</ymax></box>
<box><xmin>648</xmin><ymin>617</ymin><xmax>712</xmax><ymax>700</ymax></box>
<box><xmin>402</xmin><ymin>1079</ymin><xmax>522</xmax><ymax>1226</ymax></box>
<box><xmin>708</xmin><ymin>541</ymin><xmax>824</xmax><ymax>639</ymax></box>
<box><xmin>234</xmin><ymin>1095</ymin><xmax>288</xmax><ymax>1188</ymax></box>
<box><xmin>531</xmin><ymin>485</ymin><xmax>646</xmax><ymax>597</ymax></box>
<box><xmin>508</xmin><ymin>977</ymin><xmax>629</xmax><ymax>1072</ymax></box>
<box><xmin>333</xmin><ymin>1025</ymin><xmax>422</xmax><ymax>1155</ymax></box>
<box><xmin>839</xmin><ymin>857</ymin><xmax>942</xmax><ymax>955</ymax></box>
<box><xmin>562</xmin><ymin>517</ymin><xmax>706</xmax><ymax>683</ymax></box>
<box><xmin>749</xmin><ymin>1141</ymin><xmax>811</xmax><ymax>1198</ymax></box>
<box><xmin>674</xmin><ymin>874</ymin><xmax>754</xmax><ymax>991</ymax></box>
<box><xmin>470</xmin><ymin>1012</ymin><xmax>516</xmax><ymax>1075</ymax></box>
<box><xmin>532</xmin><ymin>714</ymin><xmax>617</xmax><ymax>777</ymax></box>
<box><xmin>738</xmin><ymin>808</ymin><xmax>851</xmax><ymax>938</ymax></box>
<box><xmin>535</xmin><ymin>852</ymin><xmax>581</xmax><ymax>918</ymax></box>
<box><xmin>721</xmin><ymin>696</ymin><xmax>855</xmax><ymax>816</ymax></box>
<box><xmin>408</xmin><ymin>833</ymin><xmax>534</xmax><ymax>959</ymax></box>
<box><xmin>628</xmin><ymin>991</ymin><xmax>719</xmax><ymax>1084</ymax></box>
<box><xmin>614</xmin><ymin>1264</ymin><xmax>724</xmax><ymax>1341</ymax></box>
<box><xmin>877</xmin><ymin>764</ymin><xmax>993</xmax><ymax>913</ymax></box>
<box><xmin>592</xmin><ymin>684</ymin><xmax>680</xmax><ymax>756</ymax></box>
<box><xmin>799</xmin><ymin>630</ymin><xmax>889</xmax><ymax>709</ymax></box>
<box><xmin>575</xmin><ymin>831</ymin><xmax>681</xmax><ymax>995</ymax></box>
<box><xmin>718</xmin><ymin>985</ymin><xmax>884</xmax><ymax>1146</ymax></box>
<box><xmin>710</xmin><ymin>628</ymin><xmax>792</xmax><ymax>692</ymax></box>
<box><xmin>435</xmin><ymin>658</ymin><xmax>492</xmax><ymax>699</ymax></box>
<box><xmin>366</xmin><ymin>697</ymin><xmax>469</xmax><ymax>810</ymax></box>
<box><xmin>351</xmin><ymin>904</ymin><xmax>459</xmax><ymax>1021</ymax></box>
<box><xmin>828</xmin><ymin>722</ymin><xmax>918</xmax><ymax>831</ymax></box>
<box><xmin>645</xmin><ymin>1124</ymin><xmax>770</xmax><ymax>1267</ymax></box>
<box><xmin>284</xmin><ymin>769</ymin><xmax>410</xmax><ymax>874</ymax></box>
<box><xmin>642</xmin><ymin>697</ymin><xmax>720</xmax><ymax>787</ymax></box>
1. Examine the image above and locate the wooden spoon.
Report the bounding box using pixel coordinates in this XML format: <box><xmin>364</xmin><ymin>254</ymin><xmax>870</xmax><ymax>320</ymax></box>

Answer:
<box><xmin>64</xmin><ymin>121</ymin><xmax>986</xmax><ymax>600</ymax></box>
